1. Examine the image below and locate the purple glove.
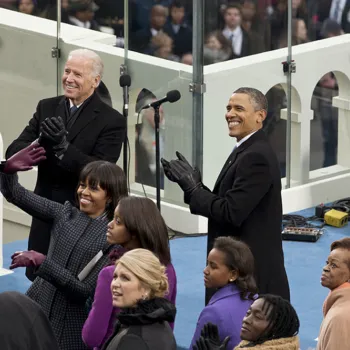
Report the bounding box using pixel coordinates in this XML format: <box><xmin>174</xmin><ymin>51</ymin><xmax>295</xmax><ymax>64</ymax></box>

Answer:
<box><xmin>4</xmin><ymin>142</ymin><xmax>46</xmax><ymax>174</ymax></box>
<box><xmin>10</xmin><ymin>250</ymin><xmax>46</xmax><ymax>270</ymax></box>
<box><xmin>108</xmin><ymin>246</ymin><xmax>129</xmax><ymax>264</ymax></box>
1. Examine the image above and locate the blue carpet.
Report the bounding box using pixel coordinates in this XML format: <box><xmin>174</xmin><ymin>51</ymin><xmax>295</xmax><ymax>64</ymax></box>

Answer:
<box><xmin>1</xmin><ymin>206</ymin><xmax>349</xmax><ymax>350</ymax></box>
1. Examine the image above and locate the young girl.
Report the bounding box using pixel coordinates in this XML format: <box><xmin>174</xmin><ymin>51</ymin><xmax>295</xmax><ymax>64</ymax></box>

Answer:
<box><xmin>190</xmin><ymin>236</ymin><xmax>257</xmax><ymax>350</ymax></box>
<box><xmin>82</xmin><ymin>196</ymin><xmax>177</xmax><ymax>349</ymax></box>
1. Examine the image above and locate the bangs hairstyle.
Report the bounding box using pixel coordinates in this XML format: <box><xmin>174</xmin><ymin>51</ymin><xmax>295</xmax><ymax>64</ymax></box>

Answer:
<box><xmin>213</xmin><ymin>237</ymin><xmax>258</xmax><ymax>300</ymax></box>
<box><xmin>252</xmin><ymin>294</ymin><xmax>300</xmax><ymax>345</ymax></box>
<box><xmin>117</xmin><ymin>197</ymin><xmax>171</xmax><ymax>265</ymax></box>
<box><xmin>78</xmin><ymin>160</ymin><xmax>128</xmax><ymax>220</ymax></box>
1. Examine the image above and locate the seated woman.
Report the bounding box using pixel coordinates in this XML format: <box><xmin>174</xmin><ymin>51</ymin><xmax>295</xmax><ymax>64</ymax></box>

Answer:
<box><xmin>101</xmin><ymin>248</ymin><xmax>176</xmax><ymax>350</ymax></box>
<box><xmin>82</xmin><ymin>196</ymin><xmax>177</xmax><ymax>350</ymax></box>
<box><xmin>194</xmin><ymin>294</ymin><xmax>300</xmax><ymax>350</ymax></box>
<box><xmin>317</xmin><ymin>237</ymin><xmax>350</xmax><ymax>350</ymax></box>
<box><xmin>0</xmin><ymin>143</ymin><xmax>128</xmax><ymax>350</ymax></box>
<box><xmin>190</xmin><ymin>236</ymin><xmax>258</xmax><ymax>350</ymax></box>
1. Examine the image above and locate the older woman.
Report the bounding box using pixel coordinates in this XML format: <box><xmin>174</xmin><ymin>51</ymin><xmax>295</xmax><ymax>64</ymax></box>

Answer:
<box><xmin>317</xmin><ymin>238</ymin><xmax>350</xmax><ymax>350</ymax></box>
<box><xmin>82</xmin><ymin>196</ymin><xmax>177</xmax><ymax>349</ymax></box>
<box><xmin>0</xmin><ymin>143</ymin><xmax>128</xmax><ymax>350</ymax></box>
<box><xmin>194</xmin><ymin>294</ymin><xmax>300</xmax><ymax>350</ymax></box>
<box><xmin>190</xmin><ymin>237</ymin><xmax>257</xmax><ymax>350</ymax></box>
<box><xmin>101</xmin><ymin>249</ymin><xmax>176</xmax><ymax>350</ymax></box>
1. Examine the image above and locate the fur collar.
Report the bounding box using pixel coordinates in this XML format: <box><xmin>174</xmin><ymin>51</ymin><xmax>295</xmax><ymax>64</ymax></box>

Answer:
<box><xmin>117</xmin><ymin>297</ymin><xmax>176</xmax><ymax>326</ymax></box>
<box><xmin>235</xmin><ymin>336</ymin><xmax>299</xmax><ymax>349</ymax></box>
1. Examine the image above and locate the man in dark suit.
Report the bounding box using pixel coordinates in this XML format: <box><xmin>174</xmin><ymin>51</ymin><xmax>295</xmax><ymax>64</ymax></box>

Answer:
<box><xmin>317</xmin><ymin>0</ymin><xmax>350</xmax><ymax>34</ymax></box>
<box><xmin>161</xmin><ymin>87</ymin><xmax>290</xmax><ymax>304</ymax></box>
<box><xmin>163</xmin><ymin>1</ymin><xmax>192</xmax><ymax>57</ymax></box>
<box><xmin>6</xmin><ymin>48</ymin><xmax>125</xmax><ymax>281</ymax></box>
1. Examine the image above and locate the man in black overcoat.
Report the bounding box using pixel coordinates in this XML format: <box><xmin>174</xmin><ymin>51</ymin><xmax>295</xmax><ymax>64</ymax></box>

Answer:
<box><xmin>6</xmin><ymin>49</ymin><xmax>125</xmax><ymax>281</ymax></box>
<box><xmin>162</xmin><ymin>87</ymin><xmax>290</xmax><ymax>304</ymax></box>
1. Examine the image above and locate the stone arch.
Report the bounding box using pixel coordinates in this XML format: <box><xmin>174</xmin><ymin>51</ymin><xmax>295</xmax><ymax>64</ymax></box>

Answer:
<box><xmin>277</xmin><ymin>83</ymin><xmax>302</xmax><ymax>113</ymax></box>
<box><xmin>328</xmin><ymin>71</ymin><xmax>350</xmax><ymax>101</ymax></box>
<box><xmin>309</xmin><ymin>70</ymin><xmax>342</xmax><ymax>169</ymax></box>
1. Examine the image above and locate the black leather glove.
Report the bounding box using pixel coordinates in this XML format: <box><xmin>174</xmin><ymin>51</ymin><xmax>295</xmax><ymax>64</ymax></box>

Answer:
<box><xmin>193</xmin><ymin>323</ymin><xmax>230</xmax><ymax>350</ymax></box>
<box><xmin>161</xmin><ymin>157</ymin><xmax>181</xmax><ymax>182</ymax></box>
<box><xmin>40</xmin><ymin>117</ymin><xmax>68</xmax><ymax>147</ymax></box>
<box><xmin>161</xmin><ymin>152</ymin><xmax>203</xmax><ymax>204</ymax></box>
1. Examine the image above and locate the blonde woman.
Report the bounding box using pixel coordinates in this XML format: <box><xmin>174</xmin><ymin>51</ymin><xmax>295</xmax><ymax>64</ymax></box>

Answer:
<box><xmin>101</xmin><ymin>249</ymin><xmax>176</xmax><ymax>350</ymax></box>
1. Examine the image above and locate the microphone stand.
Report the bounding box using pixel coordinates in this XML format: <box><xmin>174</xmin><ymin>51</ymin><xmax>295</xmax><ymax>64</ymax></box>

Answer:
<box><xmin>122</xmin><ymin>103</ymin><xmax>128</xmax><ymax>180</ymax></box>
<box><xmin>154</xmin><ymin>105</ymin><xmax>161</xmax><ymax>211</ymax></box>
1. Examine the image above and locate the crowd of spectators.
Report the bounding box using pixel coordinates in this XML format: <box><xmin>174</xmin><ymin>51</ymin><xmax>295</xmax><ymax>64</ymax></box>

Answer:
<box><xmin>1</xmin><ymin>0</ymin><xmax>348</xmax><ymax>66</ymax></box>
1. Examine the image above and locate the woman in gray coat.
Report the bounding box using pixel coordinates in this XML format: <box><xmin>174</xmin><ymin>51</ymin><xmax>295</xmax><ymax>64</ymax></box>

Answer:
<box><xmin>0</xmin><ymin>143</ymin><xmax>128</xmax><ymax>350</ymax></box>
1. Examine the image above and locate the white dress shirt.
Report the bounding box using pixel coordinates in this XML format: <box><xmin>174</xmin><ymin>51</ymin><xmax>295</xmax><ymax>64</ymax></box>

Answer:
<box><xmin>222</xmin><ymin>26</ymin><xmax>243</xmax><ymax>56</ymax></box>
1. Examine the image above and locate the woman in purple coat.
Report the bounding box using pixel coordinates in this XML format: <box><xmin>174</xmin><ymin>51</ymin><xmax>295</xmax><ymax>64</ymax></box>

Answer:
<box><xmin>82</xmin><ymin>197</ymin><xmax>177</xmax><ymax>350</ymax></box>
<box><xmin>190</xmin><ymin>236</ymin><xmax>258</xmax><ymax>350</ymax></box>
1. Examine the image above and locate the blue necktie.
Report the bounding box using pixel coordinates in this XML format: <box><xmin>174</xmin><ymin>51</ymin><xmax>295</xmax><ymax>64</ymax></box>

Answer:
<box><xmin>232</xmin><ymin>145</ymin><xmax>238</xmax><ymax>152</ymax></box>
<box><xmin>70</xmin><ymin>105</ymin><xmax>78</xmax><ymax>116</ymax></box>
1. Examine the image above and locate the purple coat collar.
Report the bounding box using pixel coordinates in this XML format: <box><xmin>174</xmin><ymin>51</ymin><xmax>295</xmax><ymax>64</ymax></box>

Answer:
<box><xmin>208</xmin><ymin>283</ymin><xmax>241</xmax><ymax>305</ymax></box>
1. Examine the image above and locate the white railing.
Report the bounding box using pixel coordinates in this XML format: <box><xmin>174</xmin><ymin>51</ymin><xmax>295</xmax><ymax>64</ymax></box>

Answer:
<box><xmin>1</xmin><ymin>9</ymin><xmax>350</xmax><ymax>236</ymax></box>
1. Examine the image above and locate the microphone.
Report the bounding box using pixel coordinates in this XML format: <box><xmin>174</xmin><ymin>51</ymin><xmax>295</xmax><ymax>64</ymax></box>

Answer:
<box><xmin>141</xmin><ymin>90</ymin><xmax>181</xmax><ymax>110</ymax></box>
<box><xmin>119</xmin><ymin>74</ymin><xmax>131</xmax><ymax>114</ymax></box>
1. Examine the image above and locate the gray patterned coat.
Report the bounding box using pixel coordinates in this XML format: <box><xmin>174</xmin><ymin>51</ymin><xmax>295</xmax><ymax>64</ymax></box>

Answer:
<box><xmin>1</xmin><ymin>173</ymin><xmax>114</xmax><ymax>350</ymax></box>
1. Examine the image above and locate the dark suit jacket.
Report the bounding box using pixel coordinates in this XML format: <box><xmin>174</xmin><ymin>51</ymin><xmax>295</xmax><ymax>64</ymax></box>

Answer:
<box><xmin>234</xmin><ymin>29</ymin><xmax>252</xmax><ymax>59</ymax></box>
<box><xmin>5</xmin><ymin>93</ymin><xmax>125</xmax><ymax>280</ymax></box>
<box><xmin>163</xmin><ymin>22</ymin><xmax>192</xmax><ymax>56</ymax></box>
<box><xmin>6</xmin><ymin>92</ymin><xmax>125</xmax><ymax>204</ymax></box>
<box><xmin>130</xmin><ymin>28</ymin><xmax>153</xmax><ymax>53</ymax></box>
<box><xmin>318</xmin><ymin>0</ymin><xmax>350</xmax><ymax>33</ymax></box>
<box><xmin>189</xmin><ymin>130</ymin><xmax>290</xmax><ymax>302</ymax></box>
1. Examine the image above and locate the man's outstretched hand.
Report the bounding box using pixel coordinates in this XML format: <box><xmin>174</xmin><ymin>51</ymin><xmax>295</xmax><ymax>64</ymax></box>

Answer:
<box><xmin>161</xmin><ymin>151</ymin><xmax>203</xmax><ymax>203</ymax></box>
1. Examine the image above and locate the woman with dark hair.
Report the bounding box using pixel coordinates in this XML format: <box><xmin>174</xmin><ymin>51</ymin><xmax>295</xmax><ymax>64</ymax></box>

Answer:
<box><xmin>190</xmin><ymin>236</ymin><xmax>258</xmax><ymax>350</ymax></box>
<box><xmin>194</xmin><ymin>294</ymin><xmax>300</xmax><ymax>350</ymax></box>
<box><xmin>236</xmin><ymin>294</ymin><xmax>300</xmax><ymax>349</ymax></box>
<box><xmin>317</xmin><ymin>238</ymin><xmax>350</xmax><ymax>349</ymax></box>
<box><xmin>0</xmin><ymin>143</ymin><xmax>128</xmax><ymax>350</ymax></box>
<box><xmin>82</xmin><ymin>196</ymin><xmax>176</xmax><ymax>350</ymax></box>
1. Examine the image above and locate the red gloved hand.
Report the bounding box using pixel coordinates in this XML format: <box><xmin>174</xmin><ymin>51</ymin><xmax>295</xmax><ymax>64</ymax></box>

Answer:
<box><xmin>4</xmin><ymin>142</ymin><xmax>46</xmax><ymax>174</ymax></box>
<box><xmin>10</xmin><ymin>250</ymin><xmax>46</xmax><ymax>270</ymax></box>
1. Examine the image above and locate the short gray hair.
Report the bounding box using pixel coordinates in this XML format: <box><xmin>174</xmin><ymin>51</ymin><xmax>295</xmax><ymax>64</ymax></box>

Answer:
<box><xmin>67</xmin><ymin>49</ymin><xmax>104</xmax><ymax>78</ymax></box>
<box><xmin>233</xmin><ymin>87</ymin><xmax>268</xmax><ymax>112</ymax></box>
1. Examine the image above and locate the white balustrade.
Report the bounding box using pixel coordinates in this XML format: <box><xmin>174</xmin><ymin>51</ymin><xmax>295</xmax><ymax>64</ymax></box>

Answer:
<box><xmin>1</xmin><ymin>9</ymin><xmax>350</xmax><ymax>237</ymax></box>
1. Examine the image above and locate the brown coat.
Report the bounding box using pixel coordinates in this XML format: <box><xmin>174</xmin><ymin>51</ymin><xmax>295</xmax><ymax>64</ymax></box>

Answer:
<box><xmin>234</xmin><ymin>336</ymin><xmax>299</xmax><ymax>349</ymax></box>
<box><xmin>317</xmin><ymin>288</ymin><xmax>350</xmax><ymax>350</ymax></box>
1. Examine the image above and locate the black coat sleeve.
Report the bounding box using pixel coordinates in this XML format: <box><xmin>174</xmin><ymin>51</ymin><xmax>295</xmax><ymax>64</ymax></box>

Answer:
<box><xmin>35</xmin><ymin>250</ymin><xmax>110</xmax><ymax>303</ymax></box>
<box><xmin>5</xmin><ymin>102</ymin><xmax>42</xmax><ymax>159</ymax></box>
<box><xmin>58</xmin><ymin>114</ymin><xmax>126</xmax><ymax>173</ymax></box>
<box><xmin>115</xmin><ymin>334</ymin><xmax>149</xmax><ymax>350</ymax></box>
<box><xmin>0</xmin><ymin>172</ymin><xmax>63</xmax><ymax>222</ymax></box>
<box><xmin>189</xmin><ymin>152</ymin><xmax>272</xmax><ymax>229</ymax></box>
